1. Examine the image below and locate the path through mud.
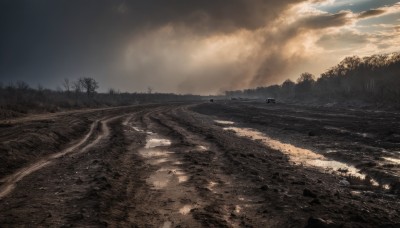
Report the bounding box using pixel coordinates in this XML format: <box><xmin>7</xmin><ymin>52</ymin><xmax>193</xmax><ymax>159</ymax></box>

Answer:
<box><xmin>1</xmin><ymin>103</ymin><xmax>400</xmax><ymax>227</ymax></box>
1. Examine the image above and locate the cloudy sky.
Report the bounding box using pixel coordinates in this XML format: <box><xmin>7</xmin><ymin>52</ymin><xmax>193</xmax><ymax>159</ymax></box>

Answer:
<box><xmin>0</xmin><ymin>0</ymin><xmax>399</xmax><ymax>94</ymax></box>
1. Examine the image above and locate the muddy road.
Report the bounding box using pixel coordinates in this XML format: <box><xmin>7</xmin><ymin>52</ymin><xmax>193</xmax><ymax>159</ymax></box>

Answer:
<box><xmin>0</xmin><ymin>102</ymin><xmax>399</xmax><ymax>227</ymax></box>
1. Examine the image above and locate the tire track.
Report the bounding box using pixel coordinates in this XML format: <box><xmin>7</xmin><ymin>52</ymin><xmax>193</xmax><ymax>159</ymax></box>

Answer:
<box><xmin>155</xmin><ymin>108</ymin><xmax>259</xmax><ymax>227</ymax></box>
<box><xmin>0</xmin><ymin>114</ymin><xmax>125</xmax><ymax>200</ymax></box>
<box><xmin>106</xmin><ymin>105</ymin><xmax>205</xmax><ymax>227</ymax></box>
<box><xmin>140</xmin><ymin>106</ymin><xmax>252</xmax><ymax>227</ymax></box>
<box><xmin>2</xmin><ymin>103</ymin><xmax>400</xmax><ymax>227</ymax></box>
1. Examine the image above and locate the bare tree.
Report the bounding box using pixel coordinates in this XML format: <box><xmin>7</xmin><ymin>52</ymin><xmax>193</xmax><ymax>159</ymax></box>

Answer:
<box><xmin>62</xmin><ymin>78</ymin><xmax>71</xmax><ymax>93</ymax></box>
<box><xmin>37</xmin><ymin>84</ymin><xmax>44</xmax><ymax>91</ymax></box>
<box><xmin>16</xmin><ymin>80</ymin><xmax>29</xmax><ymax>90</ymax></box>
<box><xmin>79</xmin><ymin>77</ymin><xmax>99</xmax><ymax>96</ymax></box>
<box><xmin>72</xmin><ymin>80</ymin><xmax>82</xmax><ymax>93</ymax></box>
<box><xmin>147</xmin><ymin>86</ymin><xmax>153</xmax><ymax>94</ymax></box>
<box><xmin>109</xmin><ymin>88</ymin><xmax>119</xmax><ymax>95</ymax></box>
<box><xmin>7</xmin><ymin>82</ymin><xmax>15</xmax><ymax>89</ymax></box>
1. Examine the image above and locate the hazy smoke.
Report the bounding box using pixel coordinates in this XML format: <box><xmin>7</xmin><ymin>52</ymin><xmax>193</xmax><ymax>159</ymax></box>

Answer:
<box><xmin>1</xmin><ymin>0</ymin><xmax>399</xmax><ymax>94</ymax></box>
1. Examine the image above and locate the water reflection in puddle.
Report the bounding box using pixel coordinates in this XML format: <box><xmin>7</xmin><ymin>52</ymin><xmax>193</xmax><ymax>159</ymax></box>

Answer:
<box><xmin>215</xmin><ymin>120</ymin><xmax>235</xmax><ymax>125</ymax></box>
<box><xmin>147</xmin><ymin>170</ymin><xmax>170</xmax><ymax>189</ymax></box>
<box><xmin>196</xmin><ymin>145</ymin><xmax>208</xmax><ymax>151</ymax></box>
<box><xmin>224</xmin><ymin>127</ymin><xmax>374</xmax><ymax>181</ymax></box>
<box><xmin>128</xmin><ymin>125</ymin><xmax>200</xmax><ymax>217</ymax></box>
<box><xmin>174</xmin><ymin>170</ymin><xmax>189</xmax><ymax>183</ymax></box>
<box><xmin>324</xmin><ymin>126</ymin><xmax>373</xmax><ymax>138</ymax></box>
<box><xmin>132</xmin><ymin>126</ymin><xmax>143</xmax><ymax>132</ymax></box>
<box><xmin>235</xmin><ymin>205</ymin><xmax>242</xmax><ymax>213</ymax></box>
<box><xmin>139</xmin><ymin>150</ymin><xmax>174</xmax><ymax>158</ymax></box>
<box><xmin>307</xmin><ymin>160</ymin><xmax>362</xmax><ymax>177</ymax></box>
<box><xmin>151</xmin><ymin>158</ymin><xmax>169</xmax><ymax>165</ymax></box>
<box><xmin>207</xmin><ymin>181</ymin><xmax>217</xmax><ymax>191</ymax></box>
<box><xmin>146</xmin><ymin>166</ymin><xmax>189</xmax><ymax>190</ymax></box>
<box><xmin>161</xmin><ymin>221</ymin><xmax>172</xmax><ymax>228</ymax></box>
<box><xmin>384</xmin><ymin>157</ymin><xmax>400</xmax><ymax>164</ymax></box>
<box><xmin>138</xmin><ymin>132</ymin><xmax>189</xmax><ymax>190</ymax></box>
<box><xmin>382</xmin><ymin>184</ymin><xmax>391</xmax><ymax>190</ymax></box>
<box><xmin>146</xmin><ymin>138</ymin><xmax>171</xmax><ymax>148</ymax></box>
<box><xmin>179</xmin><ymin>205</ymin><xmax>194</xmax><ymax>215</ymax></box>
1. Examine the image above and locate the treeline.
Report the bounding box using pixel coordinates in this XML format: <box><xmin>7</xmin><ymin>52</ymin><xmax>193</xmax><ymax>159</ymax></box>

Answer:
<box><xmin>226</xmin><ymin>52</ymin><xmax>400</xmax><ymax>106</ymax></box>
<box><xmin>0</xmin><ymin>77</ymin><xmax>202</xmax><ymax>119</ymax></box>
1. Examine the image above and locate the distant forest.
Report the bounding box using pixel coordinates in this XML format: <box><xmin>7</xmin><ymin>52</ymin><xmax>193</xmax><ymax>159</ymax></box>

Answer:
<box><xmin>1</xmin><ymin>52</ymin><xmax>399</xmax><ymax>118</ymax></box>
<box><xmin>0</xmin><ymin>78</ymin><xmax>202</xmax><ymax>119</ymax></box>
<box><xmin>226</xmin><ymin>52</ymin><xmax>400</xmax><ymax>107</ymax></box>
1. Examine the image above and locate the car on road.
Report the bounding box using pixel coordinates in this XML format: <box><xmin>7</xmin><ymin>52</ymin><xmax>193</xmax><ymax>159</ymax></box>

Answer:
<box><xmin>266</xmin><ymin>98</ymin><xmax>276</xmax><ymax>103</ymax></box>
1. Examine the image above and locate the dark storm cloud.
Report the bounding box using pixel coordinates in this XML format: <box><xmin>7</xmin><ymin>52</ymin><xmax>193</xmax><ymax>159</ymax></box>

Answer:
<box><xmin>0</xmin><ymin>0</ymin><xmax>320</xmax><ymax>93</ymax></box>
<box><xmin>358</xmin><ymin>9</ymin><xmax>386</xmax><ymax>19</ymax></box>
<box><xmin>113</xmin><ymin>0</ymin><xmax>310</xmax><ymax>32</ymax></box>
<box><xmin>0</xmin><ymin>0</ymin><xmax>306</xmax><ymax>90</ymax></box>
<box><xmin>297</xmin><ymin>11</ymin><xmax>352</xmax><ymax>29</ymax></box>
<box><xmin>0</xmin><ymin>0</ymin><xmax>398</xmax><ymax>94</ymax></box>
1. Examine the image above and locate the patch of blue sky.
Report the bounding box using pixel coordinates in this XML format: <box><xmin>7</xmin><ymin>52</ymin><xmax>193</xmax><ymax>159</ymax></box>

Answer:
<box><xmin>356</xmin><ymin>12</ymin><xmax>400</xmax><ymax>32</ymax></box>
<box><xmin>315</xmin><ymin>0</ymin><xmax>399</xmax><ymax>13</ymax></box>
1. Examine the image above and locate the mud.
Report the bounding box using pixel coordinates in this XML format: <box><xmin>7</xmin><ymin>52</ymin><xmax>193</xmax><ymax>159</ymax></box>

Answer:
<box><xmin>223</xmin><ymin>126</ymin><xmax>379</xmax><ymax>185</ymax></box>
<box><xmin>0</xmin><ymin>102</ymin><xmax>400</xmax><ymax>227</ymax></box>
<box><xmin>194</xmin><ymin>101</ymin><xmax>400</xmax><ymax>191</ymax></box>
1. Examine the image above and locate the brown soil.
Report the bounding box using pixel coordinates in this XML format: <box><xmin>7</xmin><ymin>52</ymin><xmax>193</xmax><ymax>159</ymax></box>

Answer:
<box><xmin>0</xmin><ymin>102</ymin><xmax>399</xmax><ymax>227</ymax></box>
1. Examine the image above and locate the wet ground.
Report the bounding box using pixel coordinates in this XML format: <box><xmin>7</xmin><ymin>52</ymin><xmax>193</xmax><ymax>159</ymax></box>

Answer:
<box><xmin>221</xmin><ymin>124</ymin><xmax>376</xmax><ymax>184</ymax></box>
<box><xmin>0</xmin><ymin>102</ymin><xmax>400</xmax><ymax>227</ymax></box>
<box><xmin>198</xmin><ymin>101</ymin><xmax>400</xmax><ymax>192</ymax></box>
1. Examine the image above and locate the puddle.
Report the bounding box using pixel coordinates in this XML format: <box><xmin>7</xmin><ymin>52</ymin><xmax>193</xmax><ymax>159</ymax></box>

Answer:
<box><xmin>196</xmin><ymin>145</ymin><xmax>209</xmax><ymax>151</ymax></box>
<box><xmin>307</xmin><ymin>160</ymin><xmax>362</xmax><ymax>176</ymax></box>
<box><xmin>161</xmin><ymin>221</ymin><xmax>172</xmax><ymax>228</ymax></box>
<box><xmin>207</xmin><ymin>181</ymin><xmax>217</xmax><ymax>191</ymax></box>
<box><xmin>178</xmin><ymin>175</ymin><xmax>189</xmax><ymax>183</ymax></box>
<box><xmin>146</xmin><ymin>167</ymin><xmax>189</xmax><ymax>189</ymax></box>
<box><xmin>384</xmin><ymin>157</ymin><xmax>400</xmax><ymax>164</ymax></box>
<box><xmin>215</xmin><ymin>120</ymin><xmax>235</xmax><ymax>125</ymax></box>
<box><xmin>135</xmin><ymin>128</ymin><xmax>199</xmax><ymax>217</ymax></box>
<box><xmin>147</xmin><ymin>170</ymin><xmax>170</xmax><ymax>189</ymax></box>
<box><xmin>174</xmin><ymin>170</ymin><xmax>189</xmax><ymax>183</ymax></box>
<box><xmin>224</xmin><ymin>127</ymin><xmax>375</xmax><ymax>182</ymax></box>
<box><xmin>179</xmin><ymin>205</ymin><xmax>194</xmax><ymax>215</ymax></box>
<box><xmin>139</xmin><ymin>150</ymin><xmax>174</xmax><ymax>159</ymax></box>
<box><xmin>139</xmin><ymin>133</ymin><xmax>189</xmax><ymax>190</ymax></box>
<box><xmin>324</xmin><ymin>126</ymin><xmax>373</xmax><ymax>138</ymax></box>
<box><xmin>146</xmin><ymin>138</ymin><xmax>171</xmax><ymax>148</ymax></box>
<box><xmin>123</xmin><ymin>121</ymin><xmax>147</xmax><ymax>133</ymax></box>
<box><xmin>235</xmin><ymin>205</ymin><xmax>242</xmax><ymax>213</ymax></box>
<box><xmin>132</xmin><ymin>126</ymin><xmax>143</xmax><ymax>132</ymax></box>
<box><xmin>382</xmin><ymin>184</ymin><xmax>391</xmax><ymax>190</ymax></box>
<box><xmin>151</xmin><ymin>158</ymin><xmax>169</xmax><ymax>165</ymax></box>
<box><xmin>325</xmin><ymin>149</ymin><xmax>340</xmax><ymax>154</ymax></box>
<box><xmin>350</xmin><ymin>190</ymin><xmax>362</xmax><ymax>196</ymax></box>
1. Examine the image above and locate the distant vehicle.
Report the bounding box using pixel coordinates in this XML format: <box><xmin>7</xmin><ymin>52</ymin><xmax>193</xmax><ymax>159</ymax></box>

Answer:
<box><xmin>266</xmin><ymin>98</ymin><xmax>276</xmax><ymax>103</ymax></box>
<box><xmin>210</xmin><ymin>99</ymin><xmax>214</xmax><ymax>102</ymax></box>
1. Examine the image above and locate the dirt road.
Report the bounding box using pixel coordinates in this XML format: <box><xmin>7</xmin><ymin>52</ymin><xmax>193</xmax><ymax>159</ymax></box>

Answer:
<box><xmin>0</xmin><ymin>102</ymin><xmax>399</xmax><ymax>227</ymax></box>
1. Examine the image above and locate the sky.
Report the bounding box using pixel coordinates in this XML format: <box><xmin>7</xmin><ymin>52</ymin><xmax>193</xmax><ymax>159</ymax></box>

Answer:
<box><xmin>0</xmin><ymin>0</ymin><xmax>399</xmax><ymax>95</ymax></box>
